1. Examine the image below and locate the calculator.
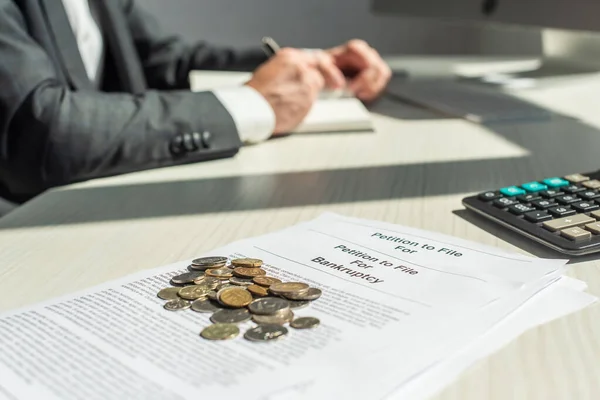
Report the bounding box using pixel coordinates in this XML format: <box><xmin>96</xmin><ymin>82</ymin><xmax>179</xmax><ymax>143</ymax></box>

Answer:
<box><xmin>462</xmin><ymin>171</ymin><xmax>600</xmax><ymax>256</ymax></box>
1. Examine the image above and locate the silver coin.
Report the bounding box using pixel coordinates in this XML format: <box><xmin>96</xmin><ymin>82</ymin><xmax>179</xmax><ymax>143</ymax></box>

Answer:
<box><xmin>288</xmin><ymin>300</ymin><xmax>310</xmax><ymax>310</ymax></box>
<box><xmin>163</xmin><ymin>299</ymin><xmax>191</xmax><ymax>311</ymax></box>
<box><xmin>290</xmin><ymin>317</ymin><xmax>320</xmax><ymax>329</ymax></box>
<box><xmin>229</xmin><ymin>277</ymin><xmax>254</xmax><ymax>287</ymax></box>
<box><xmin>284</xmin><ymin>288</ymin><xmax>322</xmax><ymax>301</ymax></box>
<box><xmin>248</xmin><ymin>297</ymin><xmax>290</xmax><ymax>315</ymax></box>
<box><xmin>244</xmin><ymin>324</ymin><xmax>288</xmax><ymax>342</ymax></box>
<box><xmin>207</xmin><ymin>291</ymin><xmax>218</xmax><ymax>301</ymax></box>
<box><xmin>199</xmin><ymin>277</ymin><xmax>222</xmax><ymax>289</ymax></box>
<box><xmin>170</xmin><ymin>271</ymin><xmax>204</xmax><ymax>285</ymax></box>
<box><xmin>252</xmin><ymin>309</ymin><xmax>294</xmax><ymax>325</ymax></box>
<box><xmin>192</xmin><ymin>256</ymin><xmax>228</xmax><ymax>267</ymax></box>
<box><xmin>210</xmin><ymin>308</ymin><xmax>252</xmax><ymax>324</ymax></box>
<box><xmin>216</xmin><ymin>283</ymin><xmax>235</xmax><ymax>292</ymax></box>
<box><xmin>191</xmin><ymin>299</ymin><xmax>222</xmax><ymax>313</ymax></box>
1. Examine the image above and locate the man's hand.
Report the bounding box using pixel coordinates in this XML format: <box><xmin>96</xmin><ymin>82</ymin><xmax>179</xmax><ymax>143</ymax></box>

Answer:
<box><xmin>246</xmin><ymin>48</ymin><xmax>328</xmax><ymax>135</ymax></box>
<box><xmin>326</xmin><ymin>39</ymin><xmax>392</xmax><ymax>102</ymax></box>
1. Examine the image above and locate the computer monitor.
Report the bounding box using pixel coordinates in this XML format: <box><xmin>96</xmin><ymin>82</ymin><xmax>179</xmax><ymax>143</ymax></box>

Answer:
<box><xmin>372</xmin><ymin>0</ymin><xmax>600</xmax><ymax>77</ymax></box>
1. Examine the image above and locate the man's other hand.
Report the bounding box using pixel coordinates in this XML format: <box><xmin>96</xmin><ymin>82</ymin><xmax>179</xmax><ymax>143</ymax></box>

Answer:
<box><xmin>246</xmin><ymin>48</ymin><xmax>327</xmax><ymax>135</ymax></box>
<box><xmin>326</xmin><ymin>39</ymin><xmax>391</xmax><ymax>102</ymax></box>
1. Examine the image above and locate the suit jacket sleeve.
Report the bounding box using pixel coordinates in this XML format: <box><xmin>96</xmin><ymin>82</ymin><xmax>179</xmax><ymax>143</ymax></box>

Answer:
<box><xmin>122</xmin><ymin>0</ymin><xmax>269</xmax><ymax>90</ymax></box>
<box><xmin>0</xmin><ymin>0</ymin><xmax>242</xmax><ymax>200</ymax></box>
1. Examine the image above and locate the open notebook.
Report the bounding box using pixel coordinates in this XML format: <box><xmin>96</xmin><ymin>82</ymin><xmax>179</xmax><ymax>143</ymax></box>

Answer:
<box><xmin>190</xmin><ymin>71</ymin><xmax>374</xmax><ymax>133</ymax></box>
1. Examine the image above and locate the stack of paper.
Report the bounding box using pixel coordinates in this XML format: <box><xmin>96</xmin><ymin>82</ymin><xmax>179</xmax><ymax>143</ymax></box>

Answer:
<box><xmin>0</xmin><ymin>213</ymin><xmax>595</xmax><ymax>400</ymax></box>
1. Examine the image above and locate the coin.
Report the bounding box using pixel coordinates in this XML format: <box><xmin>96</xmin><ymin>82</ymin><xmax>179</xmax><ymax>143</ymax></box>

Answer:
<box><xmin>207</xmin><ymin>291</ymin><xmax>218</xmax><ymax>301</ymax></box>
<box><xmin>200</xmin><ymin>324</ymin><xmax>239</xmax><ymax>340</ymax></box>
<box><xmin>229</xmin><ymin>277</ymin><xmax>254</xmax><ymax>287</ymax></box>
<box><xmin>288</xmin><ymin>300</ymin><xmax>310</xmax><ymax>310</ymax></box>
<box><xmin>178</xmin><ymin>285</ymin><xmax>211</xmax><ymax>300</ymax></box>
<box><xmin>253</xmin><ymin>276</ymin><xmax>282</xmax><ymax>287</ymax></box>
<box><xmin>248</xmin><ymin>297</ymin><xmax>290</xmax><ymax>315</ymax></box>
<box><xmin>290</xmin><ymin>317</ymin><xmax>320</xmax><ymax>329</ymax></box>
<box><xmin>218</xmin><ymin>288</ymin><xmax>253</xmax><ymax>308</ymax></box>
<box><xmin>192</xmin><ymin>256</ymin><xmax>228</xmax><ymax>267</ymax></box>
<box><xmin>252</xmin><ymin>309</ymin><xmax>294</xmax><ymax>325</ymax></box>
<box><xmin>233</xmin><ymin>267</ymin><xmax>266</xmax><ymax>279</ymax></box>
<box><xmin>157</xmin><ymin>287</ymin><xmax>182</xmax><ymax>300</ymax></box>
<box><xmin>283</xmin><ymin>288</ymin><xmax>322</xmax><ymax>301</ymax></box>
<box><xmin>201</xmin><ymin>277</ymin><xmax>222</xmax><ymax>289</ymax></box>
<box><xmin>211</xmin><ymin>308</ymin><xmax>252</xmax><ymax>324</ymax></box>
<box><xmin>192</xmin><ymin>275</ymin><xmax>206</xmax><ymax>285</ymax></box>
<box><xmin>164</xmin><ymin>299</ymin><xmax>191</xmax><ymax>311</ymax></box>
<box><xmin>205</xmin><ymin>268</ymin><xmax>233</xmax><ymax>280</ymax></box>
<box><xmin>171</xmin><ymin>271</ymin><xmax>204</xmax><ymax>285</ymax></box>
<box><xmin>191</xmin><ymin>299</ymin><xmax>222</xmax><ymax>313</ymax></box>
<box><xmin>269</xmin><ymin>282</ymin><xmax>309</xmax><ymax>296</ymax></box>
<box><xmin>244</xmin><ymin>324</ymin><xmax>288</xmax><ymax>342</ymax></box>
<box><xmin>247</xmin><ymin>284</ymin><xmax>269</xmax><ymax>297</ymax></box>
<box><xmin>231</xmin><ymin>258</ymin><xmax>263</xmax><ymax>268</ymax></box>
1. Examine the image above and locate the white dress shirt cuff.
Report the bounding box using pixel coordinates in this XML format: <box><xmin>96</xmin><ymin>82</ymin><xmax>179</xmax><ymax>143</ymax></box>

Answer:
<box><xmin>212</xmin><ymin>86</ymin><xmax>276</xmax><ymax>144</ymax></box>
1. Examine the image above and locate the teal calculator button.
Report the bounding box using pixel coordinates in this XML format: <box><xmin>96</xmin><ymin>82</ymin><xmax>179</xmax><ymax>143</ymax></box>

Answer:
<box><xmin>543</xmin><ymin>177</ymin><xmax>570</xmax><ymax>188</ymax></box>
<box><xmin>521</xmin><ymin>182</ymin><xmax>548</xmax><ymax>192</ymax></box>
<box><xmin>500</xmin><ymin>186</ymin><xmax>526</xmax><ymax>196</ymax></box>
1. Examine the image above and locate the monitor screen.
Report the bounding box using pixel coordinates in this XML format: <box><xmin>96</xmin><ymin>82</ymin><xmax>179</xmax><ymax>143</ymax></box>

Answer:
<box><xmin>372</xmin><ymin>0</ymin><xmax>600</xmax><ymax>33</ymax></box>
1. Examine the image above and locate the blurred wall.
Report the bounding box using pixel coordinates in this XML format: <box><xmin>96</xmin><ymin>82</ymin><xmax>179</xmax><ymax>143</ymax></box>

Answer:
<box><xmin>139</xmin><ymin>0</ymin><xmax>541</xmax><ymax>55</ymax></box>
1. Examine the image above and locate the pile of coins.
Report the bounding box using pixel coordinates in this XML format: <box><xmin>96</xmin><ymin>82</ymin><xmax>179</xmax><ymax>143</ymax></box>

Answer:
<box><xmin>157</xmin><ymin>256</ymin><xmax>321</xmax><ymax>342</ymax></box>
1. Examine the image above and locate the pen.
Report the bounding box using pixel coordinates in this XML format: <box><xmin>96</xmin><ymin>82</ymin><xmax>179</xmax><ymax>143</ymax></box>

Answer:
<box><xmin>261</xmin><ymin>36</ymin><xmax>281</xmax><ymax>57</ymax></box>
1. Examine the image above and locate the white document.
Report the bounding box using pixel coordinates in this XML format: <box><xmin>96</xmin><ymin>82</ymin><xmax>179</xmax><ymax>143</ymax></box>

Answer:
<box><xmin>190</xmin><ymin>71</ymin><xmax>373</xmax><ymax>133</ymax></box>
<box><xmin>392</xmin><ymin>278</ymin><xmax>596</xmax><ymax>400</ymax></box>
<box><xmin>0</xmin><ymin>213</ymin><xmax>570</xmax><ymax>400</ymax></box>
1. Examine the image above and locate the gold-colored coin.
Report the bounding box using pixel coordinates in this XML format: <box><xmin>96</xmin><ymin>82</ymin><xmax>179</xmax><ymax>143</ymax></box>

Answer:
<box><xmin>205</xmin><ymin>268</ymin><xmax>233</xmax><ymax>280</ymax></box>
<box><xmin>200</xmin><ymin>323</ymin><xmax>240</xmax><ymax>340</ymax></box>
<box><xmin>233</xmin><ymin>267</ymin><xmax>266</xmax><ymax>278</ymax></box>
<box><xmin>157</xmin><ymin>287</ymin><xmax>182</xmax><ymax>300</ymax></box>
<box><xmin>269</xmin><ymin>282</ymin><xmax>309</xmax><ymax>296</ymax></box>
<box><xmin>231</xmin><ymin>258</ymin><xmax>263</xmax><ymax>268</ymax></box>
<box><xmin>219</xmin><ymin>287</ymin><xmax>253</xmax><ymax>308</ymax></box>
<box><xmin>253</xmin><ymin>276</ymin><xmax>282</xmax><ymax>287</ymax></box>
<box><xmin>178</xmin><ymin>285</ymin><xmax>211</xmax><ymax>300</ymax></box>
<box><xmin>247</xmin><ymin>284</ymin><xmax>269</xmax><ymax>297</ymax></box>
<box><xmin>201</xmin><ymin>277</ymin><xmax>222</xmax><ymax>289</ymax></box>
<box><xmin>193</xmin><ymin>275</ymin><xmax>206</xmax><ymax>285</ymax></box>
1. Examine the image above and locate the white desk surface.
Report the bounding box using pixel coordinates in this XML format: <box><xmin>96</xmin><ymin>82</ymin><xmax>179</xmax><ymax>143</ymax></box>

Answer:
<box><xmin>1</xmin><ymin>57</ymin><xmax>599</xmax><ymax>399</ymax></box>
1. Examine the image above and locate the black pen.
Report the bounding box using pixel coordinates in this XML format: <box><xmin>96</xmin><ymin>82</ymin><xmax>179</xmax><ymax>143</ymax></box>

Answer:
<box><xmin>261</xmin><ymin>36</ymin><xmax>281</xmax><ymax>57</ymax></box>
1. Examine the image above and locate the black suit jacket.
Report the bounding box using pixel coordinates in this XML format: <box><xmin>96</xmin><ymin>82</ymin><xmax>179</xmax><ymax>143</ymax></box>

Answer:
<box><xmin>0</xmin><ymin>0</ymin><xmax>268</xmax><ymax>202</ymax></box>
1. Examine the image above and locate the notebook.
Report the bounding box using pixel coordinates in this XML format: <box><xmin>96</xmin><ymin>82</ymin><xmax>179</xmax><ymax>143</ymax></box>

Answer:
<box><xmin>189</xmin><ymin>71</ymin><xmax>373</xmax><ymax>133</ymax></box>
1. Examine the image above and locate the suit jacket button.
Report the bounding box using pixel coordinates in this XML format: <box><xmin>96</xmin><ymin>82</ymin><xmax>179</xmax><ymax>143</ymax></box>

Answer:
<box><xmin>201</xmin><ymin>131</ymin><xmax>212</xmax><ymax>148</ymax></box>
<box><xmin>169</xmin><ymin>135</ymin><xmax>185</xmax><ymax>155</ymax></box>
<box><xmin>192</xmin><ymin>132</ymin><xmax>203</xmax><ymax>149</ymax></box>
<box><xmin>182</xmin><ymin>133</ymin><xmax>198</xmax><ymax>152</ymax></box>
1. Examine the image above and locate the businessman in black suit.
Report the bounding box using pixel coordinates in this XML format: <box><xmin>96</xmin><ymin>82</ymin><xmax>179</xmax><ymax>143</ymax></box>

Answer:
<box><xmin>0</xmin><ymin>0</ymin><xmax>391</xmax><ymax>202</ymax></box>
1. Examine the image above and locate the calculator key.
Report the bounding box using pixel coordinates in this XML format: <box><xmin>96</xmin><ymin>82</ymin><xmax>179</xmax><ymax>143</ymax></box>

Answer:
<box><xmin>548</xmin><ymin>206</ymin><xmax>576</xmax><ymax>218</ymax></box>
<box><xmin>578</xmin><ymin>190</ymin><xmax>600</xmax><ymax>200</ymax></box>
<box><xmin>531</xmin><ymin>199</ymin><xmax>555</xmax><ymax>209</ymax></box>
<box><xmin>582</xmin><ymin>180</ymin><xmax>600</xmax><ymax>189</ymax></box>
<box><xmin>571</xmin><ymin>201</ymin><xmax>600</xmax><ymax>213</ymax></box>
<box><xmin>542</xmin><ymin>214</ymin><xmax>595</xmax><ymax>232</ymax></box>
<box><xmin>565</xmin><ymin>174</ymin><xmax>590</xmax><ymax>183</ymax></box>
<box><xmin>590</xmin><ymin>210</ymin><xmax>600</xmax><ymax>220</ymax></box>
<box><xmin>540</xmin><ymin>190</ymin><xmax>563</xmax><ymax>198</ymax></box>
<box><xmin>524</xmin><ymin>211</ymin><xmax>552</xmax><ymax>223</ymax></box>
<box><xmin>585</xmin><ymin>222</ymin><xmax>600</xmax><ymax>234</ymax></box>
<box><xmin>562</xmin><ymin>185</ymin><xmax>586</xmax><ymax>194</ymax></box>
<box><xmin>542</xmin><ymin>177</ymin><xmax>570</xmax><ymax>188</ymax></box>
<box><xmin>521</xmin><ymin>182</ymin><xmax>548</xmax><ymax>192</ymax></box>
<box><xmin>508</xmin><ymin>204</ymin><xmax>536</xmax><ymax>215</ymax></box>
<box><xmin>499</xmin><ymin>186</ymin><xmax>526</xmax><ymax>196</ymax></box>
<box><xmin>478</xmin><ymin>191</ymin><xmax>502</xmax><ymax>201</ymax></box>
<box><xmin>517</xmin><ymin>194</ymin><xmax>541</xmax><ymax>202</ymax></box>
<box><xmin>493</xmin><ymin>198</ymin><xmax>517</xmax><ymax>208</ymax></box>
<box><xmin>561</xmin><ymin>227</ymin><xmax>592</xmax><ymax>241</ymax></box>
<box><xmin>555</xmin><ymin>195</ymin><xmax>580</xmax><ymax>205</ymax></box>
